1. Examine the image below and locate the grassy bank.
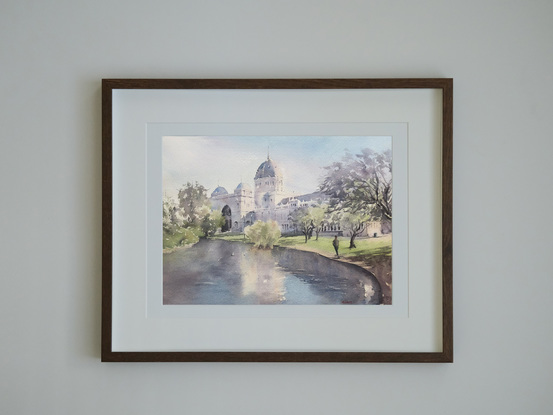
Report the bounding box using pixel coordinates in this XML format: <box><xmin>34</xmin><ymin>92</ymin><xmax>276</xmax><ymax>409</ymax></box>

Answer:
<box><xmin>278</xmin><ymin>234</ymin><xmax>391</xmax><ymax>260</ymax></box>
<box><xmin>213</xmin><ymin>232</ymin><xmax>391</xmax><ymax>259</ymax></box>
<box><xmin>214</xmin><ymin>232</ymin><xmax>390</xmax><ymax>258</ymax></box>
<box><xmin>211</xmin><ymin>232</ymin><xmax>250</xmax><ymax>243</ymax></box>
<box><xmin>279</xmin><ymin>234</ymin><xmax>392</xmax><ymax>304</ymax></box>
<box><xmin>163</xmin><ymin>227</ymin><xmax>203</xmax><ymax>250</ymax></box>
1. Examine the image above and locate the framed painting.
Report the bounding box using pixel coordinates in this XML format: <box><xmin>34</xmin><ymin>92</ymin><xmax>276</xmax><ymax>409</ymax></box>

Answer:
<box><xmin>102</xmin><ymin>78</ymin><xmax>453</xmax><ymax>362</ymax></box>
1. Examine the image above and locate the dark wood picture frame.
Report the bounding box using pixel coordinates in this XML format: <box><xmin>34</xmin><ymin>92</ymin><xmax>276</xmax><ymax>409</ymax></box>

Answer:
<box><xmin>102</xmin><ymin>78</ymin><xmax>453</xmax><ymax>363</ymax></box>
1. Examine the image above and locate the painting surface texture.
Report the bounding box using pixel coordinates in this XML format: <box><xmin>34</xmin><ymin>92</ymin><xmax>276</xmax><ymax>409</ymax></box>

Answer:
<box><xmin>162</xmin><ymin>136</ymin><xmax>393</xmax><ymax>305</ymax></box>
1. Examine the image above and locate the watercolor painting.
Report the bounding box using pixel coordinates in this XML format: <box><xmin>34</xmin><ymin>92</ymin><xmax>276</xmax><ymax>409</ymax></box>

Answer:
<box><xmin>162</xmin><ymin>136</ymin><xmax>392</xmax><ymax>305</ymax></box>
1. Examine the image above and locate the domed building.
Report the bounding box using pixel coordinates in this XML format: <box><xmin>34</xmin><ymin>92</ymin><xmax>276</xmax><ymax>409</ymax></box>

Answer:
<box><xmin>210</xmin><ymin>186</ymin><xmax>228</xmax><ymax>197</ymax></box>
<box><xmin>209</xmin><ymin>155</ymin><xmax>328</xmax><ymax>233</ymax></box>
<box><xmin>210</xmin><ymin>182</ymin><xmax>255</xmax><ymax>232</ymax></box>
<box><xmin>253</xmin><ymin>156</ymin><xmax>286</xmax><ymax>216</ymax></box>
<box><xmin>254</xmin><ymin>157</ymin><xmax>282</xmax><ymax>180</ymax></box>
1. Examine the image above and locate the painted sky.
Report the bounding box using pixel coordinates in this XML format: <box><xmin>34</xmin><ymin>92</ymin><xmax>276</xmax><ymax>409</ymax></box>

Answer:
<box><xmin>162</xmin><ymin>135</ymin><xmax>391</xmax><ymax>200</ymax></box>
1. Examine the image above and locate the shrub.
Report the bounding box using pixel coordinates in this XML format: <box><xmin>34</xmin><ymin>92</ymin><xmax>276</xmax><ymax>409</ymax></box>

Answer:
<box><xmin>201</xmin><ymin>210</ymin><xmax>224</xmax><ymax>237</ymax></box>
<box><xmin>163</xmin><ymin>226</ymin><xmax>203</xmax><ymax>249</ymax></box>
<box><xmin>244</xmin><ymin>220</ymin><xmax>281</xmax><ymax>249</ymax></box>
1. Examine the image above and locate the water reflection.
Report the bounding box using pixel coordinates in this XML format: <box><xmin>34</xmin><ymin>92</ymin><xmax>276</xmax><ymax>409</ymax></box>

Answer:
<box><xmin>239</xmin><ymin>248</ymin><xmax>286</xmax><ymax>304</ymax></box>
<box><xmin>163</xmin><ymin>239</ymin><xmax>381</xmax><ymax>305</ymax></box>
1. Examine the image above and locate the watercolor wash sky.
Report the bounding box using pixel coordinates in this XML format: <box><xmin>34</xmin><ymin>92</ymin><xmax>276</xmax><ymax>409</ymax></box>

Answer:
<box><xmin>162</xmin><ymin>135</ymin><xmax>391</xmax><ymax>201</ymax></box>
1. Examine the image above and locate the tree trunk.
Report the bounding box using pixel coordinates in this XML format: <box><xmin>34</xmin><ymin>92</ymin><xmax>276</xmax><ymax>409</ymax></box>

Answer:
<box><xmin>349</xmin><ymin>233</ymin><xmax>357</xmax><ymax>249</ymax></box>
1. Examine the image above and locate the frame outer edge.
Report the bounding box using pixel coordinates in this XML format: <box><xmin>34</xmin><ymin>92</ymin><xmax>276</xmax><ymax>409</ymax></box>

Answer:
<box><xmin>442</xmin><ymin>79</ymin><xmax>454</xmax><ymax>362</ymax></box>
<box><xmin>100</xmin><ymin>78</ymin><xmax>454</xmax><ymax>363</ymax></box>
<box><xmin>101</xmin><ymin>80</ymin><xmax>114</xmax><ymax>361</ymax></box>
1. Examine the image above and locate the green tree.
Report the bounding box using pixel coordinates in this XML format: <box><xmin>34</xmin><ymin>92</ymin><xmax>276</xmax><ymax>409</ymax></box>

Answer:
<box><xmin>320</xmin><ymin>148</ymin><xmax>392</xmax><ymax>223</ymax></box>
<box><xmin>162</xmin><ymin>194</ymin><xmax>205</xmax><ymax>249</ymax></box>
<box><xmin>162</xmin><ymin>196</ymin><xmax>182</xmax><ymax>234</ymax></box>
<box><xmin>244</xmin><ymin>220</ymin><xmax>281</xmax><ymax>249</ymax></box>
<box><xmin>339</xmin><ymin>211</ymin><xmax>372</xmax><ymax>249</ymax></box>
<box><xmin>177</xmin><ymin>181</ymin><xmax>210</xmax><ymax>226</ymax></box>
<box><xmin>201</xmin><ymin>210</ymin><xmax>224</xmax><ymax>237</ymax></box>
<box><xmin>288</xmin><ymin>207</ymin><xmax>315</xmax><ymax>243</ymax></box>
<box><xmin>309</xmin><ymin>204</ymin><xmax>328</xmax><ymax>241</ymax></box>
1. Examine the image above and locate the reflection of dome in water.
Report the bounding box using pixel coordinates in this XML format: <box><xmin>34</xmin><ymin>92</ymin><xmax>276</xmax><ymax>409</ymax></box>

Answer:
<box><xmin>254</xmin><ymin>158</ymin><xmax>281</xmax><ymax>179</ymax></box>
<box><xmin>211</xmin><ymin>186</ymin><xmax>228</xmax><ymax>197</ymax></box>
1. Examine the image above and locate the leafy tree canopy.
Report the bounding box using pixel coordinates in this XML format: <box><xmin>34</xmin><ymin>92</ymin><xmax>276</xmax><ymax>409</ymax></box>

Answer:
<box><xmin>177</xmin><ymin>181</ymin><xmax>210</xmax><ymax>226</ymax></box>
<box><xmin>201</xmin><ymin>210</ymin><xmax>224</xmax><ymax>237</ymax></box>
<box><xmin>288</xmin><ymin>206</ymin><xmax>316</xmax><ymax>243</ymax></box>
<box><xmin>245</xmin><ymin>220</ymin><xmax>281</xmax><ymax>249</ymax></box>
<box><xmin>320</xmin><ymin>148</ymin><xmax>392</xmax><ymax>221</ymax></box>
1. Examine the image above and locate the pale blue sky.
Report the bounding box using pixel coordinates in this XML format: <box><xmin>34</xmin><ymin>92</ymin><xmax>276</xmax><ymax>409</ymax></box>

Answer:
<box><xmin>162</xmin><ymin>135</ymin><xmax>391</xmax><ymax>200</ymax></box>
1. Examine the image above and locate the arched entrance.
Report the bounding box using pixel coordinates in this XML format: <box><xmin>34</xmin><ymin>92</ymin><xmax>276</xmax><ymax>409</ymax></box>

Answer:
<box><xmin>221</xmin><ymin>205</ymin><xmax>232</xmax><ymax>232</ymax></box>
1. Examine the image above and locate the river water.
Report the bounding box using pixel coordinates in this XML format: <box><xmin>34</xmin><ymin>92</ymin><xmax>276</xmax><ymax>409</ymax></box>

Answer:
<box><xmin>163</xmin><ymin>239</ymin><xmax>381</xmax><ymax>305</ymax></box>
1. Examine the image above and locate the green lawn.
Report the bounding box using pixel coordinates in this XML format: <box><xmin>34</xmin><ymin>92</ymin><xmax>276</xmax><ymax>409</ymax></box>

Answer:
<box><xmin>276</xmin><ymin>234</ymin><xmax>391</xmax><ymax>260</ymax></box>
<box><xmin>212</xmin><ymin>232</ymin><xmax>391</xmax><ymax>261</ymax></box>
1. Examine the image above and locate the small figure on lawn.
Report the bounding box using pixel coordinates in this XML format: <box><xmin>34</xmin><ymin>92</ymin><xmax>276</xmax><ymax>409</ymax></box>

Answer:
<box><xmin>333</xmin><ymin>235</ymin><xmax>340</xmax><ymax>257</ymax></box>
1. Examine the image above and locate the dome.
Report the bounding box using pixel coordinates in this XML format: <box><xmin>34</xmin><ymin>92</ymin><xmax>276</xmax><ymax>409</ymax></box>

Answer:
<box><xmin>211</xmin><ymin>186</ymin><xmax>228</xmax><ymax>197</ymax></box>
<box><xmin>235</xmin><ymin>182</ymin><xmax>252</xmax><ymax>192</ymax></box>
<box><xmin>254</xmin><ymin>157</ymin><xmax>281</xmax><ymax>179</ymax></box>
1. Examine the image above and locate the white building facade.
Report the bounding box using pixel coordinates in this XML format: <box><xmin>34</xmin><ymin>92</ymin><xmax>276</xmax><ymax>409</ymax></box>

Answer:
<box><xmin>210</xmin><ymin>156</ymin><xmax>327</xmax><ymax>233</ymax></box>
<box><xmin>209</xmin><ymin>155</ymin><xmax>385</xmax><ymax>236</ymax></box>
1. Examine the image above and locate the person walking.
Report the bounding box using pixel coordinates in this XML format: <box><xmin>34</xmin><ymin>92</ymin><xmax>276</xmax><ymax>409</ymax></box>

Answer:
<box><xmin>332</xmin><ymin>235</ymin><xmax>339</xmax><ymax>257</ymax></box>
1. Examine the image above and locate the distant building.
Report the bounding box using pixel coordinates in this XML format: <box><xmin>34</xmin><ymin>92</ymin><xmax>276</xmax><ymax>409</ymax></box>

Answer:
<box><xmin>210</xmin><ymin>155</ymin><xmax>328</xmax><ymax>233</ymax></box>
<box><xmin>210</xmin><ymin>182</ymin><xmax>256</xmax><ymax>232</ymax></box>
<box><xmin>210</xmin><ymin>155</ymin><xmax>386</xmax><ymax>236</ymax></box>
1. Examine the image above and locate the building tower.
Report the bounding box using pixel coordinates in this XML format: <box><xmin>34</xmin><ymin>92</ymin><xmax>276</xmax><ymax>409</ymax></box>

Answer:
<box><xmin>254</xmin><ymin>156</ymin><xmax>285</xmax><ymax>220</ymax></box>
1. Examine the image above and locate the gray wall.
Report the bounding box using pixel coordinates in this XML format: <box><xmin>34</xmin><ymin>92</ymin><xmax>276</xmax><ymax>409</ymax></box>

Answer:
<box><xmin>2</xmin><ymin>1</ymin><xmax>552</xmax><ymax>413</ymax></box>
